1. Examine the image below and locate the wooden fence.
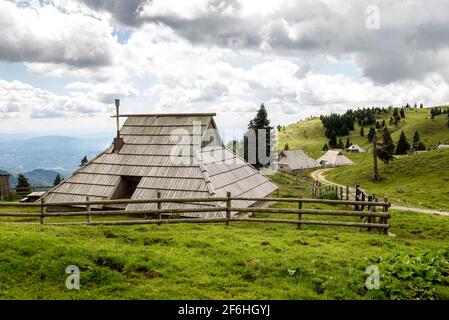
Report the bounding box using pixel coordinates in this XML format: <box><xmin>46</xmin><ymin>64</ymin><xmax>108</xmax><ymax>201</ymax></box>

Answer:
<box><xmin>311</xmin><ymin>180</ymin><xmax>351</xmax><ymax>200</ymax></box>
<box><xmin>0</xmin><ymin>193</ymin><xmax>391</xmax><ymax>234</ymax></box>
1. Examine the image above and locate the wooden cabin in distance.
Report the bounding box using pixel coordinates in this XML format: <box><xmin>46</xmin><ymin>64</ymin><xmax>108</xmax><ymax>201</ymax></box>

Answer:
<box><xmin>347</xmin><ymin>144</ymin><xmax>365</xmax><ymax>153</ymax></box>
<box><xmin>43</xmin><ymin>112</ymin><xmax>278</xmax><ymax>218</ymax></box>
<box><xmin>0</xmin><ymin>170</ymin><xmax>11</xmax><ymax>200</ymax></box>
<box><xmin>317</xmin><ymin>149</ymin><xmax>354</xmax><ymax>167</ymax></box>
<box><xmin>278</xmin><ymin>150</ymin><xmax>321</xmax><ymax>174</ymax></box>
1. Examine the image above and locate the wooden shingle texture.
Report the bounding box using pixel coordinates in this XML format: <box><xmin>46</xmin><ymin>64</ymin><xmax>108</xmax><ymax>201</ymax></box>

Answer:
<box><xmin>44</xmin><ymin>114</ymin><xmax>278</xmax><ymax>218</ymax></box>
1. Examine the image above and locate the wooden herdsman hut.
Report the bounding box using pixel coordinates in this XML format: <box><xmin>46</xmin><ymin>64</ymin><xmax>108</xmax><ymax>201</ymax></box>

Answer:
<box><xmin>44</xmin><ymin>113</ymin><xmax>278</xmax><ymax>218</ymax></box>
<box><xmin>278</xmin><ymin>150</ymin><xmax>320</xmax><ymax>174</ymax></box>
<box><xmin>0</xmin><ymin>170</ymin><xmax>11</xmax><ymax>200</ymax></box>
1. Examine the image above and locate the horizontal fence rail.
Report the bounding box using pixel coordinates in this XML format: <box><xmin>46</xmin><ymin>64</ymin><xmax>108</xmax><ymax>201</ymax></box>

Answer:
<box><xmin>0</xmin><ymin>193</ymin><xmax>391</xmax><ymax>234</ymax></box>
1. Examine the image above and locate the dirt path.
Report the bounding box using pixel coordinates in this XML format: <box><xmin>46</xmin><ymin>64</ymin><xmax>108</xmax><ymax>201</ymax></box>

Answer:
<box><xmin>310</xmin><ymin>168</ymin><xmax>449</xmax><ymax>216</ymax></box>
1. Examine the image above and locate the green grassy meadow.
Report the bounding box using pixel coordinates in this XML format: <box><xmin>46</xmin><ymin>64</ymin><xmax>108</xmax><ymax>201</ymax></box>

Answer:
<box><xmin>0</xmin><ymin>172</ymin><xmax>449</xmax><ymax>300</ymax></box>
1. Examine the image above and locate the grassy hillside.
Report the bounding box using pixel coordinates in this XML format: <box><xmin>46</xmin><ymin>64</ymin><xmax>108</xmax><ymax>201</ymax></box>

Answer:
<box><xmin>278</xmin><ymin>108</ymin><xmax>449</xmax><ymax>210</ymax></box>
<box><xmin>278</xmin><ymin>108</ymin><xmax>449</xmax><ymax>156</ymax></box>
<box><xmin>326</xmin><ymin>149</ymin><xmax>449</xmax><ymax>211</ymax></box>
<box><xmin>1</xmin><ymin>208</ymin><xmax>449</xmax><ymax>299</ymax></box>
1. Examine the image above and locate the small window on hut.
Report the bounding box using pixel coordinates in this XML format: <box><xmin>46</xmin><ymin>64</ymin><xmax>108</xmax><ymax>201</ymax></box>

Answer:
<box><xmin>111</xmin><ymin>176</ymin><xmax>142</xmax><ymax>199</ymax></box>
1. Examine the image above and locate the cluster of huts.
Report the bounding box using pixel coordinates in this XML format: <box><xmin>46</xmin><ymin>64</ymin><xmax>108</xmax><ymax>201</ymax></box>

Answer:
<box><xmin>278</xmin><ymin>148</ymin><xmax>356</xmax><ymax>174</ymax></box>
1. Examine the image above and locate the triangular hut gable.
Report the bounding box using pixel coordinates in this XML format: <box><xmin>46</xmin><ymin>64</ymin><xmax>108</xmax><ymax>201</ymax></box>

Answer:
<box><xmin>44</xmin><ymin>113</ymin><xmax>278</xmax><ymax>218</ymax></box>
<box><xmin>278</xmin><ymin>150</ymin><xmax>320</xmax><ymax>171</ymax></box>
<box><xmin>317</xmin><ymin>149</ymin><xmax>354</xmax><ymax>167</ymax></box>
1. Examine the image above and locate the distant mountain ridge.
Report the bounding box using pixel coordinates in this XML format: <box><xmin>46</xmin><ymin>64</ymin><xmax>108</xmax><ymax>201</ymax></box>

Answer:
<box><xmin>0</xmin><ymin>169</ymin><xmax>60</xmax><ymax>188</ymax></box>
<box><xmin>0</xmin><ymin>134</ymin><xmax>112</xmax><ymax>177</ymax></box>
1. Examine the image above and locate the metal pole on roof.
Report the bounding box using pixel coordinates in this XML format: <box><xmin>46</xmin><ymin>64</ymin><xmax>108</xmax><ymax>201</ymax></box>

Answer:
<box><xmin>115</xmin><ymin>99</ymin><xmax>120</xmax><ymax>139</ymax></box>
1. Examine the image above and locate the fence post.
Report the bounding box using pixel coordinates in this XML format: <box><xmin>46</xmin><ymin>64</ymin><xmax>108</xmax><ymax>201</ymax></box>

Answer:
<box><xmin>86</xmin><ymin>196</ymin><xmax>91</xmax><ymax>223</ymax></box>
<box><xmin>382</xmin><ymin>196</ymin><xmax>389</xmax><ymax>235</ymax></box>
<box><xmin>339</xmin><ymin>187</ymin><xmax>343</xmax><ymax>200</ymax></box>
<box><xmin>226</xmin><ymin>192</ymin><xmax>231</xmax><ymax>226</ymax></box>
<box><xmin>366</xmin><ymin>194</ymin><xmax>374</xmax><ymax>231</ymax></box>
<box><xmin>40</xmin><ymin>197</ymin><xmax>46</xmax><ymax>225</ymax></box>
<box><xmin>297</xmin><ymin>194</ymin><xmax>302</xmax><ymax>230</ymax></box>
<box><xmin>157</xmin><ymin>191</ymin><xmax>162</xmax><ymax>224</ymax></box>
<box><xmin>346</xmin><ymin>185</ymin><xmax>349</xmax><ymax>200</ymax></box>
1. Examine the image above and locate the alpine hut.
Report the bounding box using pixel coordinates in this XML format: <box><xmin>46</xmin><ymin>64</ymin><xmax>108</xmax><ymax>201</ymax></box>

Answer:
<box><xmin>347</xmin><ymin>144</ymin><xmax>365</xmax><ymax>153</ymax></box>
<box><xmin>0</xmin><ymin>170</ymin><xmax>11</xmax><ymax>201</ymax></box>
<box><xmin>278</xmin><ymin>150</ymin><xmax>320</xmax><ymax>174</ymax></box>
<box><xmin>317</xmin><ymin>149</ymin><xmax>354</xmax><ymax>167</ymax></box>
<box><xmin>43</xmin><ymin>112</ymin><xmax>278</xmax><ymax>218</ymax></box>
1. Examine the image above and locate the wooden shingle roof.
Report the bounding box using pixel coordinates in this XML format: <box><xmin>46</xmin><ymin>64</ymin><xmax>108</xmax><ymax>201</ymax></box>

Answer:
<box><xmin>278</xmin><ymin>150</ymin><xmax>320</xmax><ymax>170</ymax></box>
<box><xmin>44</xmin><ymin>113</ymin><xmax>278</xmax><ymax>218</ymax></box>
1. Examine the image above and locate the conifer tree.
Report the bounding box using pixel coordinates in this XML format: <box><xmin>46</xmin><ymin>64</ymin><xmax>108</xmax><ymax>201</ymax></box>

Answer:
<box><xmin>337</xmin><ymin>138</ymin><xmax>344</xmax><ymax>149</ymax></box>
<box><xmin>16</xmin><ymin>174</ymin><xmax>30</xmax><ymax>189</ymax></box>
<box><xmin>80</xmin><ymin>156</ymin><xmax>88</xmax><ymax>167</ymax></box>
<box><xmin>322</xmin><ymin>143</ymin><xmax>329</xmax><ymax>152</ymax></box>
<box><xmin>367</xmin><ymin>127</ymin><xmax>376</xmax><ymax>143</ymax></box>
<box><xmin>53</xmin><ymin>174</ymin><xmax>62</xmax><ymax>186</ymax></box>
<box><xmin>412</xmin><ymin>131</ymin><xmax>420</xmax><ymax>149</ymax></box>
<box><xmin>345</xmin><ymin>138</ymin><xmax>351</xmax><ymax>149</ymax></box>
<box><xmin>328</xmin><ymin>131</ymin><xmax>337</xmax><ymax>149</ymax></box>
<box><xmin>395</xmin><ymin>131</ymin><xmax>411</xmax><ymax>155</ymax></box>
<box><xmin>244</xmin><ymin>103</ymin><xmax>272</xmax><ymax>169</ymax></box>
<box><xmin>377</xmin><ymin>128</ymin><xmax>395</xmax><ymax>163</ymax></box>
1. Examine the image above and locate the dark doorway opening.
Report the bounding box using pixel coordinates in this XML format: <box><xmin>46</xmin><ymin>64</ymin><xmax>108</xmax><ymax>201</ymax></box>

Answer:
<box><xmin>111</xmin><ymin>176</ymin><xmax>142</xmax><ymax>199</ymax></box>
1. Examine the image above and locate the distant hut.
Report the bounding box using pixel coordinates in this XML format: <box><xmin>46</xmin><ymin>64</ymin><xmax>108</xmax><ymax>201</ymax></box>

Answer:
<box><xmin>0</xmin><ymin>170</ymin><xmax>11</xmax><ymax>200</ymax></box>
<box><xmin>278</xmin><ymin>150</ymin><xmax>320</xmax><ymax>174</ymax></box>
<box><xmin>44</xmin><ymin>113</ymin><xmax>278</xmax><ymax>217</ymax></box>
<box><xmin>347</xmin><ymin>144</ymin><xmax>365</xmax><ymax>153</ymax></box>
<box><xmin>317</xmin><ymin>150</ymin><xmax>354</xmax><ymax>167</ymax></box>
<box><xmin>438</xmin><ymin>144</ymin><xmax>449</xmax><ymax>149</ymax></box>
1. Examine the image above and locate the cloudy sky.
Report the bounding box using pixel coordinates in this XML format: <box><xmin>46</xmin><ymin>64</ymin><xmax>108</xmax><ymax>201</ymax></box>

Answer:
<box><xmin>1</xmin><ymin>0</ymin><xmax>449</xmax><ymax>138</ymax></box>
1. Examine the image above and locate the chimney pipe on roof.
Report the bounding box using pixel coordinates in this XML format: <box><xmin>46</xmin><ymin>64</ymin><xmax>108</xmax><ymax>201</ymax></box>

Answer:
<box><xmin>113</xmin><ymin>99</ymin><xmax>124</xmax><ymax>153</ymax></box>
<box><xmin>115</xmin><ymin>99</ymin><xmax>120</xmax><ymax>139</ymax></box>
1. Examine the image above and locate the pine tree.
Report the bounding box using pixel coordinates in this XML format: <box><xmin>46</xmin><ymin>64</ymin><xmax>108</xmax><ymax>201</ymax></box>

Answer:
<box><xmin>345</xmin><ymin>138</ymin><xmax>351</xmax><ymax>149</ymax></box>
<box><xmin>412</xmin><ymin>131</ymin><xmax>420</xmax><ymax>149</ymax></box>
<box><xmin>395</xmin><ymin>131</ymin><xmax>411</xmax><ymax>155</ymax></box>
<box><xmin>367</xmin><ymin>127</ymin><xmax>376</xmax><ymax>143</ymax></box>
<box><xmin>400</xmin><ymin>108</ymin><xmax>405</xmax><ymax>118</ymax></box>
<box><xmin>420</xmin><ymin>103</ymin><xmax>424</xmax><ymax>109</ymax></box>
<box><xmin>244</xmin><ymin>103</ymin><xmax>272</xmax><ymax>169</ymax></box>
<box><xmin>360</xmin><ymin>125</ymin><xmax>365</xmax><ymax>137</ymax></box>
<box><xmin>80</xmin><ymin>156</ymin><xmax>88</xmax><ymax>167</ymax></box>
<box><xmin>328</xmin><ymin>131</ymin><xmax>337</xmax><ymax>149</ymax></box>
<box><xmin>417</xmin><ymin>142</ymin><xmax>426</xmax><ymax>151</ymax></box>
<box><xmin>337</xmin><ymin>138</ymin><xmax>344</xmax><ymax>149</ymax></box>
<box><xmin>16</xmin><ymin>174</ymin><xmax>30</xmax><ymax>189</ymax></box>
<box><xmin>377</xmin><ymin>128</ymin><xmax>395</xmax><ymax>163</ymax></box>
<box><xmin>284</xmin><ymin>143</ymin><xmax>290</xmax><ymax>151</ymax></box>
<box><xmin>53</xmin><ymin>174</ymin><xmax>62</xmax><ymax>186</ymax></box>
<box><xmin>375</xmin><ymin>121</ymin><xmax>381</xmax><ymax>129</ymax></box>
<box><xmin>322</xmin><ymin>143</ymin><xmax>329</xmax><ymax>151</ymax></box>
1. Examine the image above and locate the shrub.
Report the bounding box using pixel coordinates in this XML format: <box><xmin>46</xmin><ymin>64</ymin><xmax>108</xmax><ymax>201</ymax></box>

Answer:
<box><xmin>368</xmin><ymin>250</ymin><xmax>449</xmax><ymax>300</ymax></box>
<box><xmin>318</xmin><ymin>191</ymin><xmax>339</xmax><ymax>200</ymax></box>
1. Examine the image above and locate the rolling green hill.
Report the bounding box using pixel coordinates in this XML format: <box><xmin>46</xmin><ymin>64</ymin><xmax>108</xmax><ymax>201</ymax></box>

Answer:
<box><xmin>279</xmin><ymin>108</ymin><xmax>449</xmax><ymax>156</ymax></box>
<box><xmin>278</xmin><ymin>108</ymin><xmax>449</xmax><ymax>210</ymax></box>
<box><xmin>326</xmin><ymin>149</ymin><xmax>449</xmax><ymax>210</ymax></box>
